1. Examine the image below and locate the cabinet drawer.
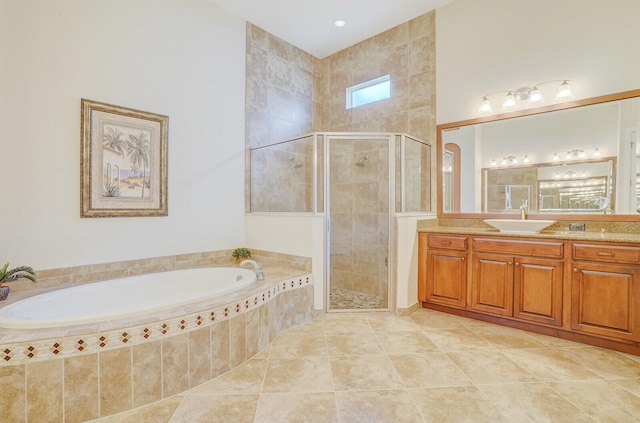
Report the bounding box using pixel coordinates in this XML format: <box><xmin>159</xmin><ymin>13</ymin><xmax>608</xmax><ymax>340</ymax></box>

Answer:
<box><xmin>573</xmin><ymin>243</ymin><xmax>640</xmax><ymax>264</ymax></box>
<box><xmin>428</xmin><ymin>235</ymin><xmax>468</xmax><ymax>250</ymax></box>
<box><xmin>473</xmin><ymin>237</ymin><xmax>563</xmax><ymax>258</ymax></box>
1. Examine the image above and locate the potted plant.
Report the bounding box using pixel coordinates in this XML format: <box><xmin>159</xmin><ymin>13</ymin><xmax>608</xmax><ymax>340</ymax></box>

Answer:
<box><xmin>231</xmin><ymin>247</ymin><xmax>251</xmax><ymax>264</ymax></box>
<box><xmin>0</xmin><ymin>263</ymin><xmax>36</xmax><ymax>301</ymax></box>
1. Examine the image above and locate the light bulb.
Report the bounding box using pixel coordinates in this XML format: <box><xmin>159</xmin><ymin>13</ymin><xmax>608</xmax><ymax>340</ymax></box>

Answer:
<box><xmin>502</xmin><ymin>92</ymin><xmax>516</xmax><ymax>110</ymax></box>
<box><xmin>491</xmin><ymin>159</ymin><xmax>497</xmax><ymax>167</ymax></box>
<box><xmin>556</xmin><ymin>81</ymin><xmax>573</xmax><ymax>100</ymax></box>
<box><xmin>528</xmin><ymin>86</ymin><xmax>544</xmax><ymax>104</ymax></box>
<box><xmin>593</xmin><ymin>148</ymin><xmax>600</xmax><ymax>157</ymax></box>
<box><xmin>523</xmin><ymin>155</ymin><xmax>529</xmax><ymax>163</ymax></box>
<box><xmin>501</xmin><ymin>158</ymin><xmax>507</xmax><ymax>165</ymax></box>
<box><xmin>479</xmin><ymin>96</ymin><xmax>492</xmax><ymax>114</ymax></box>
<box><xmin>553</xmin><ymin>153</ymin><xmax>559</xmax><ymax>161</ymax></box>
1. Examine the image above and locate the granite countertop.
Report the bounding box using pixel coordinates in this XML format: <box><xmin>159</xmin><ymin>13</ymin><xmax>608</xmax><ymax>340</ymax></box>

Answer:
<box><xmin>418</xmin><ymin>219</ymin><xmax>640</xmax><ymax>244</ymax></box>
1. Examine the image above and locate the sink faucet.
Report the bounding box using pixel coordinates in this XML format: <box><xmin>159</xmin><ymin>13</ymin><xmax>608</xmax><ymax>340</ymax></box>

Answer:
<box><xmin>239</xmin><ymin>259</ymin><xmax>264</xmax><ymax>280</ymax></box>
<box><xmin>520</xmin><ymin>200</ymin><xmax>529</xmax><ymax>220</ymax></box>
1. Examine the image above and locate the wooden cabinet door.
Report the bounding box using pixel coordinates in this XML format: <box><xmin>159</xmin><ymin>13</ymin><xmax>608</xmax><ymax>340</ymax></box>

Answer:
<box><xmin>426</xmin><ymin>249</ymin><xmax>467</xmax><ymax>308</ymax></box>
<box><xmin>571</xmin><ymin>262</ymin><xmax>640</xmax><ymax>341</ymax></box>
<box><xmin>513</xmin><ymin>257</ymin><xmax>563</xmax><ymax>326</ymax></box>
<box><xmin>471</xmin><ymin>253</ymin><xmax>513</xmax><ymax>317</ymax></box>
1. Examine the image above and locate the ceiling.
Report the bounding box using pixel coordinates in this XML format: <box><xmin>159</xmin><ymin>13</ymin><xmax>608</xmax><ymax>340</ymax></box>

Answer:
<box><xmin>207</xmin><ymin>0</ymin><xmax>455</xmax><ymax>58</ymax></box>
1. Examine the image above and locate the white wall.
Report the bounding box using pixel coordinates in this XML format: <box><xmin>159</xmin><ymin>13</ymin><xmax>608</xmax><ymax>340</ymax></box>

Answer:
<box><xmin>245</xmin><ymin>214</ymin><xmax>325</xmax><ymax>310</ymax></box>
<box><xmin>0</xmin><ymin>0</ymin><xmax>247</xmax><ymax>269</ymax></box>
<box><xmin>436</xmin><ymin>0</ymin><xmax>640</xmax><ymax>124</ymax></box>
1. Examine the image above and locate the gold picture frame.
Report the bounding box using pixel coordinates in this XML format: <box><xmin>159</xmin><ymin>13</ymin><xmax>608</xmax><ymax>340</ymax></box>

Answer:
<box><xmin>81</xmin><ymin>99</ymin><xmax>168</xmax><ymax>217</ymax></box>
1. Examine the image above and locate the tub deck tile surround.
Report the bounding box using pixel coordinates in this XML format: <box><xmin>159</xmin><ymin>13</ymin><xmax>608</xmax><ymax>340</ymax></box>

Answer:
<box><xmin>0</xmin><ymin>262</ymin><xmax>313</xmax><ymax>423</ymax></box>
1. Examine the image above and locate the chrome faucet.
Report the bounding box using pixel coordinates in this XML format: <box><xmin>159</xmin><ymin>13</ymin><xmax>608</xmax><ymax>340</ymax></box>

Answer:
<box><xmin>239</xmin><ymin>259</ymin><xmax>264</xmax><ymax>280</ymax></box>
<box><xmin>520</xmin><ymin>199</ymin><xmax>529</xmax><ymax>220</ymax></box>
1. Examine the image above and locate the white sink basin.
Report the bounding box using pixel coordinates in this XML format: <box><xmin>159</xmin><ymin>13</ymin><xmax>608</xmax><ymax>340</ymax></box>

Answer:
<box><xmin>484</xmin><ymin>219</ymin><xmax>556</xmax><ymax>234</ymax></box>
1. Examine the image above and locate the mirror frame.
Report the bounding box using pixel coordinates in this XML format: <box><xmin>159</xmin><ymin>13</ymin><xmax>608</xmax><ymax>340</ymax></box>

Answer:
<box><xmin>436</xmin><ymin>88</ymin><xmax>640</xmax><ymax>221</ymax></box>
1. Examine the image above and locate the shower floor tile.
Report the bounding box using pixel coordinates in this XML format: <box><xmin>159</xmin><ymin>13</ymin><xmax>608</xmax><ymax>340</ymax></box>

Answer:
<box><xmin>329</xmin><ymin>287</ymin><xmax>385</xmax><ymax>310</ymax></box>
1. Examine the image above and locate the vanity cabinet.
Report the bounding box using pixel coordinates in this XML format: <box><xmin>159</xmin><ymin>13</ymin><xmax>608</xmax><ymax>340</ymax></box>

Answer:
<box><xmin>471</xmin><ymin>238</ymin><xmax>563</xmax><ymax>325</ymax></box>
<box><xmin>418</xmin><ymin>233</ymin><xmax>467</xmax><ymax>308</ymax></box>
<box><xmin>418</xmin><ymin>232</ymin><xmax>640</xmax><ymax>354</ymax></box>
<box><xmin>571</xmin><ymin>243</ymin><xmax>640</xmax><ymax>341</ymax></box>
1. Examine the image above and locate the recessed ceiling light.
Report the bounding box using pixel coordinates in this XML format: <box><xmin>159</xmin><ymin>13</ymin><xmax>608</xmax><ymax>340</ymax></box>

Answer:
<box><xmin>334</xmin><ymin>20</ymin><xmax>346</xmax><ymax>28</ymax></box>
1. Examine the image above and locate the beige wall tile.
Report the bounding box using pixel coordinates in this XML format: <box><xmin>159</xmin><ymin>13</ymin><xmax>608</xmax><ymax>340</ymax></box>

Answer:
<box><xmin>100</xmin><ymin>347</ymin><xmax>133</xmax><ymax>416</ymax></box>
<box><xmin>132</xmin><ymin>341</ymin><xmax>162</xmax><ymax>408</ymax></box>
<box><xmin>189</xmin><ymin>327</ymin><xmax>211</xmax><ymax>387</ymax></box>
<box><xmin>64</xmin><ymin>354</ymin><xmax>99</xmax><ymax>423</ymax></box>
<box><xmin>162</xmin><ymin>334</ymin><xmax>189</xmax><ymax>397</ymax></box>
<box><xmin>245</xmin><ymin>308</ymin><xmax>260</xmax><ymax>358</ymax></box>
<box><xmin>27</xmin><ymin>359</ymin><xmax>63</xmax><ymax>423</ymax></box>
<box><xmin>229</xmin><ymin>314</ymin><xmax>247</xmax><ymax>368</ymax></box>
<box><xmin>0</xmin><ymin>364</ymin><xmax>25</xmax><ymax>423</ymax></box>
<box><xmin>211</xmin><ymin>319</ymin><xmax>231</xmax><ymax>379</ymax></box>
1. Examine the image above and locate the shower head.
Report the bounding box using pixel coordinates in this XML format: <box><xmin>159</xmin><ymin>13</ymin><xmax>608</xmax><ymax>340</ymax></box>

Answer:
<box><xmin>355</xmin><ymin>155</ymin><xmax>368</xmax><ymax>167</ymax></box>
<box><xmin>290</xmin><ymin>158</ymin><xmax>304</xmax><ymax>169</ymax></box>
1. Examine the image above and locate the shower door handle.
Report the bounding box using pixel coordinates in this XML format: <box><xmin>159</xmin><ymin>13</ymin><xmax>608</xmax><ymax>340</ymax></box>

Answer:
<box><xmin>384</xmin><ymin>257</ymin><xmax>388</xmax><ymax>267</ymax></box>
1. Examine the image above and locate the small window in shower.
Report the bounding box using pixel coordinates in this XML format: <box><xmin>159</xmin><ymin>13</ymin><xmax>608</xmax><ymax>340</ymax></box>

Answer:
<box><xmin>346</xmin><ymin>75</ymin><xmax>390</xmax><ymax>109</ymax></box>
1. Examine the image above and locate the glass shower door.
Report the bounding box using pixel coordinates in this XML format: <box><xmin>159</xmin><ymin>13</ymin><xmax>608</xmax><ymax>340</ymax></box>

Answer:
<box><xmin>327</xmin><ymin>135</ymin><xmax>390</xmax><ymax>311</ymax></box>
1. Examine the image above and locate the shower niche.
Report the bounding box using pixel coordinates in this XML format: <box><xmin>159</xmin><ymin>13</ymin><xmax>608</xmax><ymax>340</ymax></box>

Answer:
<box><xmin>249</xmin><ymin>132</ymin><xmax>432</xmax><ymax>312</ymax></box>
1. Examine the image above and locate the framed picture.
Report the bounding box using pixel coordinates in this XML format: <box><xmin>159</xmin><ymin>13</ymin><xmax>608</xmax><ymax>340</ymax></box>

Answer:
<box><xmin>81</xmin><ymin>99</ymin><xmax>168</xmax><ymax>217</ymax></box>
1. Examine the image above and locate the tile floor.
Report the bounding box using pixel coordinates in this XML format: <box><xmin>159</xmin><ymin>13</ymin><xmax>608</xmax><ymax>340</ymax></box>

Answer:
<box><xmin>329</xmin><ymin>288</ymin><xmax>385</xmax><ymax>310</ymax></box>
<box><xmin>91</xmin><ymin>309</ymin><xmax>640</xmax><ymax>423</ymax></box>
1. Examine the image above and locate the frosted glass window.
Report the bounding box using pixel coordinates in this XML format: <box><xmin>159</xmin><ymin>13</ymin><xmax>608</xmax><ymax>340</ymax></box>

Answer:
<box><xmin>346</xmin><ymin>75</ymin><xmax>390</xmax><ymax>109</ymax></box>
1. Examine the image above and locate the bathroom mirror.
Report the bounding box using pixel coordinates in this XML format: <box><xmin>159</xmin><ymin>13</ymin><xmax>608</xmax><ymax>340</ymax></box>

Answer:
<box><xmin>437</xmin><ymin>89</ymin><xmax>640</xmax><ymax>220</ymax></box>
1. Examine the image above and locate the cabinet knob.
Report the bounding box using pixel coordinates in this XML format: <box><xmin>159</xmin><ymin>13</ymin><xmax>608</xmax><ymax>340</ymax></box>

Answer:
<box><xmin>515</xmin><ymin>262</ymin><xmax>520</xmax><ymax>266</ymax></box>
<box><xmin>461</xmin><ymin>257</ymin><xmax>465</xmax><ymax>261</ymax></box>
<box><xmin>573</xmin><ymin>268</ymin><xmax>578</xmax><ymax>273</ymax></box>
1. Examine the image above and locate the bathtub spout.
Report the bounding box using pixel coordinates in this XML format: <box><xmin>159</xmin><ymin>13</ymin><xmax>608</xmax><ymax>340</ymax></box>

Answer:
<box><xmin>239</xmin><ymin>259</ymin><xmax>264</xmax><ymax>280</ymax></box>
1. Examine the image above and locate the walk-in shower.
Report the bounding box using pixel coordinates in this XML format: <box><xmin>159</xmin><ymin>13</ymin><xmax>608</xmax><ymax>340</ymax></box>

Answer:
<box><xmin>249</xmin><ymin>132</ymin><xmax>432</xmax><ymax>312</ymax></box>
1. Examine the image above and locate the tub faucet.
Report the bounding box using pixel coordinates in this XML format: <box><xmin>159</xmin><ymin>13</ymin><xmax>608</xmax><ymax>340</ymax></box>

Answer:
<box><xmin>239</xmin><ymin>259</ymin><xmax>264</xmax><ymax>280</ymax></box>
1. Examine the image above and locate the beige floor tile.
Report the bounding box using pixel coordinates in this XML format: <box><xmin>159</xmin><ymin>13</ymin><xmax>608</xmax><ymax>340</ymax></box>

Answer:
<box><xmin>447</xmin><ymin>350</ymin><xmax>538</xmax><ymax>384</ymax></box>
<box><xmin>389</xmin><ymin>353</ymin><xmax>472</xmax><ymax>388</ymax></box>
<box><xmin>611</xmin><ymin>378</ymin><xmax>640</xmax><ymax>397</ymax></box>
<box><xmin>270</xmin><ymin>332</ymin><xmax>328</xmax><ymax>357</ymax></box>
<box><xmin>375</xmin><ymin>330</ymin><xmax>439</xmax><ymax>354</ymax></box>
<box><xmin>89</xmin><ymin>395</ymin><xmax>184</xmax><ymax>423</ymax></box>
<box><xmin>188</xmin><ymin>358</ymin><xmax>267</xmax><ymax>394</ymax></box>
<box><xmin>410</xmin><ymin>309</ymin><xmax>466</xmax><ymax>330</ymax></box>
<box><xmin>501</xmin><ymin>348</ymin><xmax>602</xmax><ymax>381</ymax></box>
<box><xmin>253</xmin><ymin>344</ymin><xmax>271</xmax><ymax>359</ymax></box>
<box><xmin>283</xmin><ymin>318</ymin><xmax>325</xmax><ymax>335</ymax></box>
<box><xmin>366</xmin><ymin>313</ymin><xmax>420</xmax><ymax>331</ymax></box>
<box><xmin>473</xmin><ymin>326</ymin><xmax>547</xmax><ymax>349</ymax></box>
<box><xmin>479</xmin><ymin>383</ymin><xmax>594</xmax><ymax>422</ymax></box>
<box><xmin>558</xmin><ymin>346</ymin><xmax>640</xmax><ymax>379</ymax></box>
<box><xmin>621</xmin><ymin>352</ymin><xmax>640</xmax><ymax>364</ymax></box>
<box><xmin>254</xmin><ymin>392</ymin><xmax>339</xmax><ymax>423</ymax></box>
<box><xmin>326</xmin><ymin>332</ymin><xmax>385</xmax><ymax>356</ymax></box>
<box><xmin>549</xmin><ymin>379</ymin><xmax>640</xmax><ymax>422</ymax></box>
<box><xmin>409</xmin><ymin>386</ymin><xmax>509</xmax><ymax>423</ymax></box>
<box><xmin>335</xmin><ymin>389</ymin><xmax>423</xmax><ymax>423</ymax></box>
<box><xmin>330</xmin><ymin>355</ymin><xmax>404</xmax><ymax>391</ymax></box>
<box><xmin>263</xmin><ymin>357</ymin><xmax>334</xmax><ymax>393</ymax></box>
<box><xmin>323</xmin><ymin>314</ymin><xmax>373</xmax><ymax>332</ymax></box>
<box><xmin>453</xmin><ymin>315</ymin><xmax>499</xmax><ymax>328</ymax></box>
<box><xmin>168</xmin><ymin>394</ymin><xmax>258</xmax><ymax>423</ymax></box>
<box><xmin>523</xmin><ymin>331</ymin><xmax>590</xmax><ymax>348</ymax></box>
<box><xmin>423</xmin><ymin>328</ymin><xmax>494</xmax><ymax>352</ymax></box>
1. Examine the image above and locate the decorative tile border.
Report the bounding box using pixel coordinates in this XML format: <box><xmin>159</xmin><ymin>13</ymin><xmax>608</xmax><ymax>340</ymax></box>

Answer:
<box><xmin>1</xmin><ymin>275</ymin><xmax>312</xmax><ymax>366</ymax></box>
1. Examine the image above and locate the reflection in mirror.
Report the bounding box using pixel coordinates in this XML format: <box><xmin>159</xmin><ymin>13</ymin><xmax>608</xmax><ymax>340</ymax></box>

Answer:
<box><xmin>438</xmin><ymin>91</ymin><xmax>640</xmax><ymax>218</ymax></box>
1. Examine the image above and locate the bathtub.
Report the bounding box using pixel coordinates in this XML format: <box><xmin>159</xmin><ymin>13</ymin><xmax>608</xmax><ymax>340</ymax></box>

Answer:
<box><xmin>0</xmin><ymin>267</ymin><xmax>256</xmax><ymax>329</ymax></box>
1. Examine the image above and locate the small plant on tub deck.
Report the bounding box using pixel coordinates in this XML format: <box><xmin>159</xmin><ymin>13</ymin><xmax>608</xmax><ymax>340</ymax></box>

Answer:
<box><xmin>0</xmin><ymin>262</ymin><xmax>36</xmax><ymax>301</ymax></box>
<box><xmin>232</xmin><ymin>247</ymin><xmax>251</xmax><ymax>263</ymax></box>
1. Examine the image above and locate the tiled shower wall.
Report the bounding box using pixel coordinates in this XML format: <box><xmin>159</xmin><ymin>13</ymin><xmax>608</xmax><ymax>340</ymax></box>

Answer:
<box><xmin>317</xmin><ymin>12</ymin><xmax>436</xmax><ymax>141</ymax></box>
<box><xmin>244</xmin><ymin>13</ymin><xmax>436</xmax><ymax>302</ymax></box>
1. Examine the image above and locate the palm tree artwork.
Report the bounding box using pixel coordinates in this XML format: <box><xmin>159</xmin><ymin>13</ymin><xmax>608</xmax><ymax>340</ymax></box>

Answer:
<box><xmin>126</xmin><ymin>132</ymin><xmax>151</xmax><ymax>198</ymax></box>
<box><xmin>101</xmin><ymin>125</ymin><xmax>152</xmax><ymax>199</ymax></box>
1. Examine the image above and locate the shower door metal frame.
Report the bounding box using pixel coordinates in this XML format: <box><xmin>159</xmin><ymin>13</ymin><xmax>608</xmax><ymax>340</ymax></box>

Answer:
<box><xmin>323</xmin><ymin>133</ymin><xmax>396</xmax><ymax>314</ymax></box>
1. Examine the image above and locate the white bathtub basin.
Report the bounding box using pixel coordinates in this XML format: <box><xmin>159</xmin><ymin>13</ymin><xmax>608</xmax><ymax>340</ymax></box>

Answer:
<box><xmin>484</xmin><ymin>219</ymin><xmax>556</xmax><ymax>234</ymax></box>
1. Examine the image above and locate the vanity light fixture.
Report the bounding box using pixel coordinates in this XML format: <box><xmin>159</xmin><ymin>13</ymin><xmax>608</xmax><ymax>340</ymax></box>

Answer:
<box><xmin>478</xmin><ymin>80</ymin><xmax>573</xmax><ymax>114</ymax></box>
